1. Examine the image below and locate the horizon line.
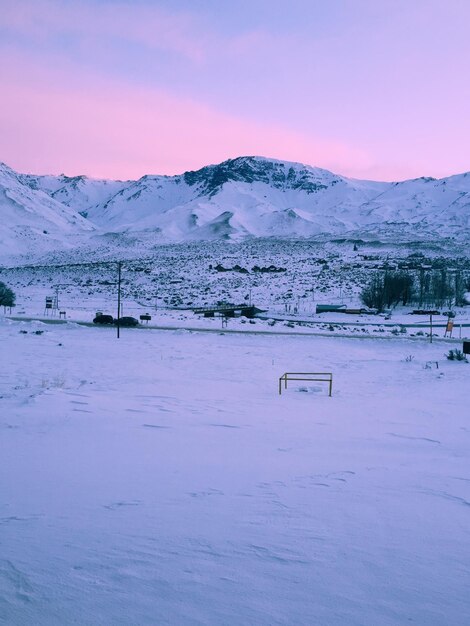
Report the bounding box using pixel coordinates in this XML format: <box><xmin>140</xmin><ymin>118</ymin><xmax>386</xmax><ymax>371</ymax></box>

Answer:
<box><xmin>1</xmin><ymin>156</ymin><xmax>469</xmax><ymax>185</ymax></box>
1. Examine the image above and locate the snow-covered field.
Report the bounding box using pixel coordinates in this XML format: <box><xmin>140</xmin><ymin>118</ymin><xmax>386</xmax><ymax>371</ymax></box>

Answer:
<box><xmin>1</xmin><ymin>317</ymin><xmax>469</xmax><ymax>625</ymax></box>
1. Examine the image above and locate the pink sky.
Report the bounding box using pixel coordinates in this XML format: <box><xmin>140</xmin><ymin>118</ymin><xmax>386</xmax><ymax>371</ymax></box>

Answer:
<box><xmin>0</xmin><ymin>0</ymin><xmax>469</xmax><ymax>181</ymax></box>
<box><xmin>0</xmin><ymin>52</ymin><xmax>373</xmax><ymax>180</ymax></box>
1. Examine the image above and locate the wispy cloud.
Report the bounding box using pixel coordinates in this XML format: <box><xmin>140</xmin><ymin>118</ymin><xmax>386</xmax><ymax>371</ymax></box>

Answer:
<box><xmin>0</xmin><ymin>0</ymin><xmax>206</xmax><ymax>62</ymax></box>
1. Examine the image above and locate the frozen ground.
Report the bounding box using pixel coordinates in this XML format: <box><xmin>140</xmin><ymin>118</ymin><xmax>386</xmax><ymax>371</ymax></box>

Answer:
<box><xmin>2</xmin><ymin>239</ymin><xmax>469</xmax><ymax>314</ymax></box>
<box><xmin>1</xmin><ymin>318</ymin><xmax>469</xmax><ymax>625</ymax></box>
<box><xmin>2</xmin><ymin>258</ymin><xmax>470</xmax><ymax>341</ymax></box>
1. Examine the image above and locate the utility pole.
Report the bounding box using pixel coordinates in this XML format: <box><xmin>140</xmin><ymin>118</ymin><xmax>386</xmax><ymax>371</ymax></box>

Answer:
<box><xmin>430</xmin><ymin>312</ymin><xmax>433</xmax><ymax>343</ymax></box>
<box><xmin>53</xmin><ymin>283</ymin><xmax>74</xmax><ymax>315</ymax></box>
<box><xmin>117</xmin><ymin>262</ymin><xmax>122</xmax><ymax>339</ymax></box>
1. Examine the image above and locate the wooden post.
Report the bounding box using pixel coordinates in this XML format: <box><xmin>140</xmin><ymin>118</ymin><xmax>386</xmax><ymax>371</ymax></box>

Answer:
<box><xmin>430</xmin><ymin>313</ymin><xmax>433</xmax><ymax>343</ymax></box>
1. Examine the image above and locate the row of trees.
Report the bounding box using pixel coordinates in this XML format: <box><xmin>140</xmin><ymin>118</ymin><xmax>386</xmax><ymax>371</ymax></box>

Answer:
<box><xmin>0</xmin><ymin>281</ymin><xmax>16</xmax><ymax>309</ymax></box>
<box><xmin>360</xmin><ymin>270</ymin><xmax>468</xmax><ymax>311</ymax></box>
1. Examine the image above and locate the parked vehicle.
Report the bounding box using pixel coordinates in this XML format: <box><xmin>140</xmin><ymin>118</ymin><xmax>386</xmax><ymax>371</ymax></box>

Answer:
<box><xmin>115</xmin><ymin>316</ymin><xmax>139</xmax><ymax>327</ymax></box>
<box><xmin>93</xmin><ymin>314</ymin><xmax>114</xmax><ymax>325</ymax></box>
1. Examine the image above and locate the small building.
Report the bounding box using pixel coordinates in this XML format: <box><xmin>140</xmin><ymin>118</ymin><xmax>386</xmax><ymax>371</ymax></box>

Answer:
<box><xmin>194</xmin><ymin>304</ymin><xmax>267</xmax><ymax>319</ymax></box>
<box><xmin>316</xmin><ymin>304</ymin><xmax>347</xmax><ymax>314</ymax></box>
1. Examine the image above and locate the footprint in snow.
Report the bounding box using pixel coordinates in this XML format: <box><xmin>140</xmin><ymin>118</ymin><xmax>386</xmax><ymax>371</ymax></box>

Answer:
<box><xmin>187</xmin><ymin>488</ymin><xmax>224</xmax><ymax>498</ymax></box>
<box><xmin>388</xmin><ymin>433</ymin><xmax>441</xmax><ymax>444</ymax></box>
<box><xmin>65</xmin><ymin>392</ymin><xmax>90</xmax><ymax>398</ymax></box>
<box><xmin>103</xmin><ymin>500</ymin><xmax>142</xmax><ymax>510</ymax></box>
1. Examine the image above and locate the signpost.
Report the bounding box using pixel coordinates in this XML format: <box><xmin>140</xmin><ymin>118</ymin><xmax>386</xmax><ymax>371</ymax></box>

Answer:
<box><xmin>445</xmin><ymin>319</ymin><xmax>454</xmax><ymax>338</ymax></box>
<box><xmin>44</xmin><ymin>296</ymin><xmax>55</xmax><ymax>315</ymax></box>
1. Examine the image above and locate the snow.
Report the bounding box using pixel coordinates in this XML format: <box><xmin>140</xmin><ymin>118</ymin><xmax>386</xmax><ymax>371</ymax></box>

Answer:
<box><xmin>0</xmin><ymin>163</ymin><xmax>95</xmax><ymax>259</ymax></box>
<box><xmin>1</xmin><ymin>152</ymin><xmax>469</xmax><ymax>623</ymax></box>
<box><xmin>2</xmin><ymin>156</ymin><xmax>470</xmax><ymax>261</ymax></box>
<box><xmin>1</xmin><ymin>317</ymin><xmax>469</xmax><ymax>624</ymax></box>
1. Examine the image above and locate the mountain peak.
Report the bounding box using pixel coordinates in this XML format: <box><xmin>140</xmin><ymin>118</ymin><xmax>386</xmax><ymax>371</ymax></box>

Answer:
<box><xmin>182</xmin><ymin>155</ymin><xmax>335</xmax><ymax>196</ymax></box>
<box><xmin>1</xmin><ymin>157</ymin><xmax>469</xmax><ymax>257</ymax></box>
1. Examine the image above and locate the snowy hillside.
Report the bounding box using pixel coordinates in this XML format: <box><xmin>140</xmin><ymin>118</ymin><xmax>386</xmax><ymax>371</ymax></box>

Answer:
<box><xmin>20</xmin><ymin>171</ymin><xmax>129</xmax><ymax>216</ymax></box>
<box><xmin>0</xmin><ymin>163</ymin><xmax>95</xmax><ymax>258</ymax></box>
<box><xmin>2</xmin><ymin>157</ymin><xmax>470</xmax><ymax>259</ymax></box>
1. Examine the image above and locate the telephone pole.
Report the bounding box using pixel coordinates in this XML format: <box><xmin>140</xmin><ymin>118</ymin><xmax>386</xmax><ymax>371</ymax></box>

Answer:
<box><xmin>117</xmin><ymin>262</ymin><xmax>122</xmax><ymax>339</ymax></box>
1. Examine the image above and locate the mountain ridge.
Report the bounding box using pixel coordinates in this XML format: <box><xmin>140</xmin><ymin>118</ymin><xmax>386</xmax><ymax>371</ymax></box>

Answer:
<box><xmin>1</xmin><ymin>156</ymin><xmax>469</xmax><ymax>259</ymax></box>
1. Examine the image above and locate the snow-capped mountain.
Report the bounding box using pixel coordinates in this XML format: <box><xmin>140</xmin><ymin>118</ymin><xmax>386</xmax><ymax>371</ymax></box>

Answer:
<box><xmin>20</xmin><ymin>171</ymin><xmax>128</xmax><ymax>216</ymax></box>
<box><xmin>0</xmin><ymin>162</ymin><xmax>95</xmax><ymax>258</ymax></box>
<box><xmin>2</xmin><ymin>156</ymin><xmax>469</xmax><ymax>259</ymax></box>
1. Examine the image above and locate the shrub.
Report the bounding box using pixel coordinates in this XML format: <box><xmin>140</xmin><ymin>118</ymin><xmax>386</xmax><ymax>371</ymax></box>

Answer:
<box><xmin>0</xmin><ymin>281</ymin><xmax>16</xmax><ymax>308</ymax></box>
<box><xmin>446</xmin><ymin>349</ymin><xmax>467</xmax><ymax>361</ymax></box>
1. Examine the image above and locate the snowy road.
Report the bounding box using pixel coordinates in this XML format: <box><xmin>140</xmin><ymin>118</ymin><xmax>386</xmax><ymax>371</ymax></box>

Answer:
<box><xmin>5</xmin><ymin>314</ymin><xmax>470</xmax><ymax>343</ymax></box>
<box><xmin>1</xmin><ymin>319</ymin><xmax>469</xmax><ymax>625</ymax></box>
